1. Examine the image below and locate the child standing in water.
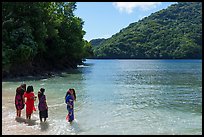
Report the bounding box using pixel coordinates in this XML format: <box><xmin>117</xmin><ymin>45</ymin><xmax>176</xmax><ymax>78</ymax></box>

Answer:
<box><xmin>15</xmin><ymin>84</ymin><xmax>26</xmax><ymax>117</ymax></box>
<box><xmin>24</xmin><ymin>85</ymin><xmax>37</xmax><ymax>120</ymax></box>
<box><xmin>65</xmin><ymin>89</ymin><xmax>76</xmax><ymax>123</ymax></box>
<box><xmin>38</xmin><ymin>88</ymin><xmax>48</xmax><ymax>122</ymax></box>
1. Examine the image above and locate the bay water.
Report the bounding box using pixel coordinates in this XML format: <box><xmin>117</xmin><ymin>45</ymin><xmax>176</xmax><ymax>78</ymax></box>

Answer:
<box><xmin>2</xmin><ymin>59</ymin><xmax>202</xmax><ymax>135</ymax></box>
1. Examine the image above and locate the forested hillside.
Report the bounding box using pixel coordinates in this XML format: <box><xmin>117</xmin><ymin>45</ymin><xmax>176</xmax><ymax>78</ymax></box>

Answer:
<box><xmin>2</xmin><ymin>2</ymin><xmax>93</xmax><ymax>78</ymax></box>
<box><xmin>90</xmin><ymin>38</ymin><xmax>106</xmax><ymax>47</ymax></box>
<box><xmin>92</xmin><ymin>2</ymin><xmax>202</xmax><ymax>59</ymax></box>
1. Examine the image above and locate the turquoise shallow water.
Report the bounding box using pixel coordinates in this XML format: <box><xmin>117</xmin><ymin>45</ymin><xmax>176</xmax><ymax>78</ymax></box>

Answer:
<box><xmin>2</xmin><ymin>59</ymin><xmax>202</xmax><ymax>135</ymax></box>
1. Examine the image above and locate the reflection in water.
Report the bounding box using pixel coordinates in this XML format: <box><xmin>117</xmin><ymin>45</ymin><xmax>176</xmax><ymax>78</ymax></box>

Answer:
<box><xmin>40</xmin><ymin>122</ymin><xmax>49</xmax><ymax>131</ymax></box>
<box><xmin>69</xmin><ymin>119</ymin><xmax>82</xmax><ymax>134</ymax></box>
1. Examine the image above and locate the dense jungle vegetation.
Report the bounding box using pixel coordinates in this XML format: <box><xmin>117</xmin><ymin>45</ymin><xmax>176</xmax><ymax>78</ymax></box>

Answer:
<box><xmin>2</xmin><ymin>2</ymin><xmax>93</xmax><ymax>78</ymax></box>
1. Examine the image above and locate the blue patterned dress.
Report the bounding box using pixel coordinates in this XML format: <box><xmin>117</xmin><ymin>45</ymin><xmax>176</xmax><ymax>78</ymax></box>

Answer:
<box><xmin>65</xmin><ymin>94</ymin><xmax>74</xmax><ymax>122</ymax></box>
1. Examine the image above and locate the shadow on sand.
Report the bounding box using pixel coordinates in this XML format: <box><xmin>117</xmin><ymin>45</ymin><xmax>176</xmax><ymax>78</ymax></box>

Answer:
<box><xmin>15</xmin><ymin>117</ymin><xmax>37</xmax><ymax>126</ymax></box>
<box><xmin>15</xmin><ymin>117</ymin><xmax>26</xmax><ymax>123</ymax></box>
<box><xmin>15</xmin><ymin>117</ymin><xmax>49</xmax><ymax>131</ymax></box>
<box><xmin>40</xmin><ymin>122</ymin><xmax>49</xmax><ymax>131</ymax></box>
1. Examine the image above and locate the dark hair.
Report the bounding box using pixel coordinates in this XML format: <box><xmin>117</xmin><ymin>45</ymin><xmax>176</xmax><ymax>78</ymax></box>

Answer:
<box><xmin>65</xmin><ymin>89</ymin><xmax>71</xmax><ymax>102</ymax></box>
<box><xmin>65</xmin><ymin>89</ymin><xmax>71</xmax><ymax>97</ymax></box>
<box><xmin>71</xmin><ymin>89</ymin><xmax>76</xmax><ymax>101</ymax></box>
<box><xmin>16</xmin><ymin>86</ymin><xmax>22</xmax><ymax>94</ymax></box>
<box><xmin>21</xmin><ymin>84</ymin><xmax>26</xmax><ymax>91</ymax></box>
<box><xmin>40</xmin><ymin>88</ymin><xmax>45</xmax><ymax>94</ymax></box>
<box><xmin>38</xmin><ymin>88</ymin><xmax>45</xmax><ymax>99</ymax></box>
<box><xmin>26</xmin><ymin>86</ymin><xmax>33</xmax><ymax>93</ymax></box>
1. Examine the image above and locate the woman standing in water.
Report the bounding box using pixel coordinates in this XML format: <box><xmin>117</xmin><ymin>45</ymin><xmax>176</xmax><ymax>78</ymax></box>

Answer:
<box><xmin>15</xmin><ymin>84</ymin><xmax>26</xmax><ymax>117</ymax></box>
<box><xmin>65</xmin><ymin>89</ymin><xmax>76</xmax><ymax>123</ymax></box>
<box><xmin>38</xmin><ymin>88</ymin><xmax>48</xmax><ymax>122</ymax></box>
<box><xmin>24</xmin><ymin>85</ymin><xmax>36</xmax><ymax>119</ymax></box>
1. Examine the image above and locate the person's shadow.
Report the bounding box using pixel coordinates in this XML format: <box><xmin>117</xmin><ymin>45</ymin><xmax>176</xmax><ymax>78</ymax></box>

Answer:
<box><xmin>26</xmin><ymin>119</ymin><xmax>37</xmax><ymax>126</ymax></box>
<box><xmin>15</xmin><ymin>117</ymin><xmax>26</xmax><ymax>123</ymax></box>
<box><xmin>40</xmin><ymin>122</ymin><xmax>49</xmax><ymax>131</ymax></box>
<box><xmin>15</xmin><ymin>117</ymin><xmax>37</xmax><ymax>126</ymax></box>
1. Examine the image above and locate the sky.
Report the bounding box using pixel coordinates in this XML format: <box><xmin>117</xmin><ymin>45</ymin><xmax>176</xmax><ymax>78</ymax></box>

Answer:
<box><xmin>75</xmin><ymin>2</ymin><xmax>177</xmax><ymax>41</ymax></box>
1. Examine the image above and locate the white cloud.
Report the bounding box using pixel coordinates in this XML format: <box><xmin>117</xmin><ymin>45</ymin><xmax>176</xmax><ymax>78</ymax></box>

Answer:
<box><xmin>113</xmin><ymin>2</ymin><xmax>161</xmax><ymax>14</ymax></box>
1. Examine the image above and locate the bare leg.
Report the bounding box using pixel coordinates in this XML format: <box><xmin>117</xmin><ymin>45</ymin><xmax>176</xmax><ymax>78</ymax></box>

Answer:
<box><xmin>18</xmin><ymin>110</ymin><xmax>21</xmax><ymax>117</ymax></box>
<box><xmin>69</xmin><ymin>120</ymin><xmax>73</xmax><ymax>124</ymax></box>
<box><xmin>16</xmin><ymin>110</ymin><xmax>18</xmax><ymax>117</ymax></box>
<box><xmin>27</xmin><ymin>114</ymin><xmax>31</xmax><ymax>119</ymax></box>
<box><xmin>26</xmin><ymin>114</ymin><xmax>29</xmax><ymax>119</ymax></box>
<box><xmin>19</xmin><ymin>110</ymin><xmax>21</xmax><ymax>117</ymax></box>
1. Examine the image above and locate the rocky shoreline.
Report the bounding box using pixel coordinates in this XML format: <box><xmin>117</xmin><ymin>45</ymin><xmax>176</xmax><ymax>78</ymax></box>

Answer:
<box><xmin>2</xmin><ymin>61</ymin><xmax>84</xmax><ymax>82</ymax></box>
